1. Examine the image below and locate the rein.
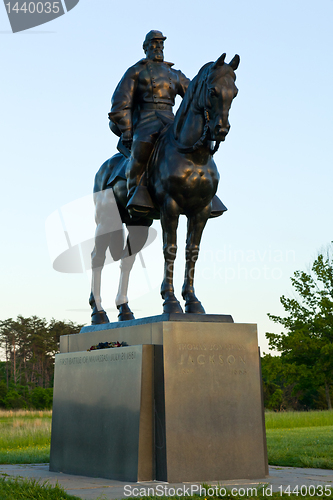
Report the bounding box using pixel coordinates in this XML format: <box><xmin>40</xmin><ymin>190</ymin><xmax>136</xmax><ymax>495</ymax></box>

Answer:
<box><xmin>175</xmin><ymin>108</ymin><xmax>221</xmax><ymax>156</ymax></box>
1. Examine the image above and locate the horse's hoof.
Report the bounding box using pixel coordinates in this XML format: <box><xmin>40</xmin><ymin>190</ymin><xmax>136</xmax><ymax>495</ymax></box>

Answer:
<box><xmin>117</xmin><ymin>303</ymin><xmax>135</xmax><ymax>321</ymax></box>
<box><xmin>163</xmin><ymin>298</ymin><xmax>184</xmax><ymax>314</ymax></box>
<box><xmin>185</xmin><ymin>299</ymin><xmax>205</xmax><ymax>314</ymax></box>
<box><xmin>91</xmin><ymin>310</ymin><xmax>110</xmax><ymax>325</ymax></box>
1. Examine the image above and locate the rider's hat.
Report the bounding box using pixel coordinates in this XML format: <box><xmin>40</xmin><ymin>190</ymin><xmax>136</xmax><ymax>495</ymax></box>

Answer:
<box><xmin>143</xmin><ymin>30</ymin><xmax>166</xmax><ymax>50</ymax></box>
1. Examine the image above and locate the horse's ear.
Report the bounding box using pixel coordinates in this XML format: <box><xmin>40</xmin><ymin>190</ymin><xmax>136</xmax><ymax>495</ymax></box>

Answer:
<box><xmin>212</xmin><ymin>53</ymin><xmax>226</xmax><ymax>69</ymax></box>
<box><xmin>229</xmin><ymin>54</ymin><xmax>240</xmax><ymax>71</ymax></box>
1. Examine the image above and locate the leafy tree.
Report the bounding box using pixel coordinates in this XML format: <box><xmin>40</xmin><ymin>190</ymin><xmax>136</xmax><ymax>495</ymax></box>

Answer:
<box><xmin>30</xmin><ymin>387</ymin><xmax>53</xmax><ymax>410</ymax></box>
<box><xmin>0</xmin><ymin>381</ymin><xmax>7</xmax><ymax>405</ymax></box>
<box><xmin>0</xmin><ymin>316</ymin><xmax>84</xmax><ymax>401</ymax></box>
<box><xmin>266</xmin><ymin>244</ymin><xmax>333</xmax><ymax>410</ymax></box>
<box><xmin>261</xmin><ymin>354</ymin><xmax>288</xmax><ymax>410</ymax></box>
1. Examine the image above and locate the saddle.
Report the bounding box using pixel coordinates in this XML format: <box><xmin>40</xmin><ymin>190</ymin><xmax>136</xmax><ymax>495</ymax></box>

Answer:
<box><xmin>108</xmin><ymin>130</ymin><xmax>227</xmax><ymax>218</ymax></box>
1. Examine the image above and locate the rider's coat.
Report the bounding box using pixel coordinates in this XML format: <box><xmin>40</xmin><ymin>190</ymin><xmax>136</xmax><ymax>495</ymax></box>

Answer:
<box><xmin>109</xmin><ymin>59</ymin><xmax>190</xmax><ymax>140</ymax></box>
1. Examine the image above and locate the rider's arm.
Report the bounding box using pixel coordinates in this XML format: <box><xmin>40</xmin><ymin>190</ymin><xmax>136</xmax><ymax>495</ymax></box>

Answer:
<box><xmin>176</xmin><ymin>70</ymin><xmax>191</xmax><ymax>97</ymax></box>
<box><xmin>108</xmin><ymin>65</ymin><xmax>138</xmax><ymax>139</ymax></box>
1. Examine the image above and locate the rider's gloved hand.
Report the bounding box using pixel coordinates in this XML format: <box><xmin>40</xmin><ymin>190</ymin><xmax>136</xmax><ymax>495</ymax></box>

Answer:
<box><xmin>122</xmin><ymin>131</ymin><xmax>133</xmax><ymax>151</ymax></box>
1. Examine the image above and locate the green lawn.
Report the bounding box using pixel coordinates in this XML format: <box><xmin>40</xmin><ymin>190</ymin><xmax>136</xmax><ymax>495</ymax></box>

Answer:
<box><xmin>0</xmin><ymin>477</ymin><xmax>78</xmax><ymax>500</ymax></box>
<box><xmin>1</xmin><ymin>409</ymin><xmax>333</xmax><ymax>472</ymax></box>
<box><xmin>265</xmin><ymin>409</ymin><xmax>333</xmax><ymax>429</ymax></box>
<box><xmin>0</xmin><ymin>410</ymin><xmax>51</xmax><ymax>464</ymax></box>
<box><xmin>265</xmin><ymin>410</ymin><xmax>333</xmax><ymax>469</ymax></box>
<box><xmin>0</xmin><ymin>410</ymin><xmax>332</xmax><ymax>499</ymax></box>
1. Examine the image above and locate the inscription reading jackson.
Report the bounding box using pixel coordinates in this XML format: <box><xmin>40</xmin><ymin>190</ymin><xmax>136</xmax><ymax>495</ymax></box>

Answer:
<box><xmin>58</xmin><ymin>351</ymin><xmax>136</xmax><ymax>365</ymax></box>
<box><xmin>178</xmin><ymin>353</ymin><xmax>246</xmax><ymax>367</ymax></box>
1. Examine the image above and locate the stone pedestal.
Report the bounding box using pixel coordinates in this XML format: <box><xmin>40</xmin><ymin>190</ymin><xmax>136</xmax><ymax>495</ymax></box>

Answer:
<box><xmin>51</xmin><ymin>315</ymin><xmax>268</xmax><ymax>482</ymax></box>
<box><xmin>50</xmin><ymin>345</ymin><xmax>154</xmax><ymax>481</ymax></box>
<box><xmin>159</xmin><ymin>322</ymin><xmax>267</xmax><ymax>482</ymax></box>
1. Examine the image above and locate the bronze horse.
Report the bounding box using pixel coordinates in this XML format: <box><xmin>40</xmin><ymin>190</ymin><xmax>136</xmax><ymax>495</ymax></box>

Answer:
<box><xmin>89</xmin><ymin>53</ymin><xmax>239</xmax><ymax>324</ymax></box>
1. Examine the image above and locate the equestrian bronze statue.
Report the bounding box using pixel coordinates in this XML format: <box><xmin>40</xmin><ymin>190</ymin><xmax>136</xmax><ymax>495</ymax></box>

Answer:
<box><xmin>89</xmin><ymin>31</ymin><xmax>239</xmax><ymax>324</ymax></box>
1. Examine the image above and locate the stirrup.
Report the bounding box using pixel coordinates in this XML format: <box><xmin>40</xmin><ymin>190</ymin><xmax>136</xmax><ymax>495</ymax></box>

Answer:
<box><xmin>209</xmin><ymin>195</ymin><xmax>228</xmax><ymax>218</ymax></box>
<box><xmin>126</xmin><ymin>185</ymin><xmax>155</xmax><ymax>214</ymax></box>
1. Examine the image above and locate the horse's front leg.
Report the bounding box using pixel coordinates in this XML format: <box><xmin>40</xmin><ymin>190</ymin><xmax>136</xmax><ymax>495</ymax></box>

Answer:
<box><xmin>160</xmin><ymin>198</ymin><xmax>183</xmax><ymax>314</ymax></box>
<box><xmin>182</xmin><ymin>206</ymin><xmax>210</xmax><ymax>314</ymax></box>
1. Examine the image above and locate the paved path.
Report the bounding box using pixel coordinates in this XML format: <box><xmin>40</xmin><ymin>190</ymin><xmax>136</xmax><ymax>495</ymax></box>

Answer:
<box><xmin>0</xmin><ymin>464</ymin><xmax>332</xmax><ymax>499</ymax></box>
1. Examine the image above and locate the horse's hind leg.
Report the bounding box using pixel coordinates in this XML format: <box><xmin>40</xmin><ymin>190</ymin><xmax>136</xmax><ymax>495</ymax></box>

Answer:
<box><xmin>182</xmin><ymin>207</ymin><xmax>210</xmax><ymax>314</ymax></box>
<box><xmin>90</xmin><ymin>232</ymin><xmax>111</xmax><ymax>324</ymax></box>
<box><xmin>115</xmin><ymin>253</ymin><xmax>136</xmax><ymax>321</ymax></box>
<box><xmin>115</xmin><ymin>225</ymin><xmax>149</xmax><ymax>321</ymax></box>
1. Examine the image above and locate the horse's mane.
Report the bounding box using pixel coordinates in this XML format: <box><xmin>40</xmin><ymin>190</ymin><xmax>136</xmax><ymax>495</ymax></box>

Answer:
<box><xmin>174</xmin><ymin>62</ymin><xmax>212</xmax><ymax>140</ymax></box>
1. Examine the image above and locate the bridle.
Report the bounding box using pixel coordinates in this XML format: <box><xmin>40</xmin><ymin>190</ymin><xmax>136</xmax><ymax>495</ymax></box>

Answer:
<box><xmin>175</xmin><ymin>70</ymin><xmax>222</xmax><ymax>156</ymax></box>
<box><xmin>175</xmin><ymin>106</ymin><xmax>221</xmax><ymax>156</ymax></box>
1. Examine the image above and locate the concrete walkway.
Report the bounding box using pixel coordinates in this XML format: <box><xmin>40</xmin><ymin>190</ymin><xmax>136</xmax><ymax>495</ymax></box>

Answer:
<box><xmin>0</xmin><ymin>464</ymin><xmax>332</xmax><ymax>499</ymax></box>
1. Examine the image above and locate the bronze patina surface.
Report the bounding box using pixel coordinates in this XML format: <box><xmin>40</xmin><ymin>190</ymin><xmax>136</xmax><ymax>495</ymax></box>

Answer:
<box><xmin>89</xmin><ymin>31</ymin><xmax>240</xmax><ymax>323</ymax></box>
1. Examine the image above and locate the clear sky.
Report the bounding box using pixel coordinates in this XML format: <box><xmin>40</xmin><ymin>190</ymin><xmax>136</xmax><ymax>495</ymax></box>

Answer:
<box><xmin>1</xmin><ymin>0</ymin><xmax>332</xmax><ymax>353</ymax></box>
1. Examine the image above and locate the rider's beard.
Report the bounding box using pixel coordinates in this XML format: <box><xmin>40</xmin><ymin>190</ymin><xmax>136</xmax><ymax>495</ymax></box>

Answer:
<box><xmin>153</xmin><ymin>51</ymin><xmax>163</xmax><ymax>61</ymax></box>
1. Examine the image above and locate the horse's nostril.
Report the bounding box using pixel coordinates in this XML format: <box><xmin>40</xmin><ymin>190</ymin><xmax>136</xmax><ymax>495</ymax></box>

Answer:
<box><xmin>215</xmin><ymin>125</ymin><xmax>229</xmax><ymax>137</ymax></box>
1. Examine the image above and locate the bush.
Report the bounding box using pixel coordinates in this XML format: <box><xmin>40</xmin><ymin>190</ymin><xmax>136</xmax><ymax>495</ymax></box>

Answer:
<box><xmin>0</xmin><ymin>384</ymin><xmax>53</xmax><ymax>410</ymax></box>
<box><xmin>30</xmin><ymin>387</ymin><xmax>53</xmax><ymax>410</ymax></box>
<box><xmin>2</xmin><ymin>389</ymin><xmax>28</xmax><ymax>409</ymax></box>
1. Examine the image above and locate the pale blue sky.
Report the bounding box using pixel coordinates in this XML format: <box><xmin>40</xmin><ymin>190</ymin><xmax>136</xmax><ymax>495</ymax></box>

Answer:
<box><xmin>1</xmin><ymin>0</ymin><xmax>332</xmax><ymax>352</ymax></box>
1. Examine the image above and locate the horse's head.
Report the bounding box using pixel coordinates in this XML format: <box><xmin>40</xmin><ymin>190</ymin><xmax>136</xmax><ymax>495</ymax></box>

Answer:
<box><xmin>205</xmin><ymin>53</ymin><xmax>239</xmax><ymax>143</ymax></box>
<box><xmin>173</xmin><ymin>53</ymin><xmax>240</xmax><ymax>153</ymax></box>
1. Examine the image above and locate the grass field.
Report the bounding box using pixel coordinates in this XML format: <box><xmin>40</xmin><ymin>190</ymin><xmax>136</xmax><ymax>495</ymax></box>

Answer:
<box><xmin>0</xmin><ymin>410</ymin><xmax>332</xmax><ymax>499</ymax></box>
<box><xmin>0</xmin><ymin>409</ymin><xmax>51</xmax><ymax>464</ymax></box>
<box><xmin>265</xmin><ymin>409</ymin><xmax>333</xmax><ymax>429</ymax></box>
<box><xmin>0</xmin><ymin>477</ymin><xmax>79</xmax><ymax>499</ymax></box>
<box><xmin>0</xmin><ymin>478</ymin><xmax>331</xmax><ymax>500</ymax></box>
<box><xmin>265</xmin><ymin>410</ymin><xmax>333</xmax><ymax>469</ymax></box>
<box><xmin>1</xmin><ymin>409</ymin><xmax>333</xmax><ymax>471</ymax></box>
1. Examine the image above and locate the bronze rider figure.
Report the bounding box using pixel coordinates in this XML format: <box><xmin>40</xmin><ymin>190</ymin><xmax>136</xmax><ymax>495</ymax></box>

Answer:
<box><xmin>108</xmin><ymin>30</ymin><xmax>190</xmax><ymax>215</ymax></box>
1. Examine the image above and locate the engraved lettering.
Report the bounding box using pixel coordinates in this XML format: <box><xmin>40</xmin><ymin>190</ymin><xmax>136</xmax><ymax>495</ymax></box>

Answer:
<box><xmin>188</xmin><ymin>355</ymin><xmax>195</xmax><ymax>365</ymax></box>
<box><xmin>178</xmin><ymin>354</ymin><xmax>184</xmax><ymax>365</ymax></box>
<box><xmin>180</xmin><ymin>344</ymin><xmax>207</xmax><ymax>351</ymax></box>
<box><xmin>209</xmin><ymin>355</ymin><xmax>215</xmax><ymax>364</ymax></box>
<box><xmin>197</xmin><ymin>355</ymin><xmax>205</xmax><ymax>365</ymax></box>
<box><xmin>179</xmin><ymin>344</ymin><xmax>185</xmax><ymax>350</ymax></box>
<box><xmin>59</xmin><ymin>350</ymin><xmax>136</xmax><ymax>366</ymax></box>
<box><xmin>227</xmin><ymin>355</ymin><xmax>235</xmax><ymax>364</ymax></box>
<box><xmin>219</xmin><ymin>355</ymin><xmax>224</xmax><ymax>365</ymax></box>
<box><xmin>240</xmin><ymin>356</ymin><xmax>246</xmax><ymax>364</ymax></box>
<box><xmin>181</xmin><ymin>368</ymin><xmax>194</xmax><ymax>374</ymax></box>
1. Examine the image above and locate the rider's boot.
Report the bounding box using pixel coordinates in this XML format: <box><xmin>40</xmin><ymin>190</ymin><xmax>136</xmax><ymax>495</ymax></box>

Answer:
<box><xmin>126</xmin><ymin>180</ymin><xmax>155</xmax><ymax>217</ymax></box>
<box><xmin>126</xmin><ymin>141</ymin><xmax>155</xmax><ymax>217</ymax></box>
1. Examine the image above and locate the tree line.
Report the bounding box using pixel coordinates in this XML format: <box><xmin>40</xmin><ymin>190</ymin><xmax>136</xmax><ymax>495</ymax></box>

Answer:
<box><xmin>0</xmin><ymin>316</ymin><xmax>83</xmax><ymax>409</ymax></box>
<box><xmin>262</xmin><ymin>244</ymin><xmax>333</xmax><ymax>411</ymax></box>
